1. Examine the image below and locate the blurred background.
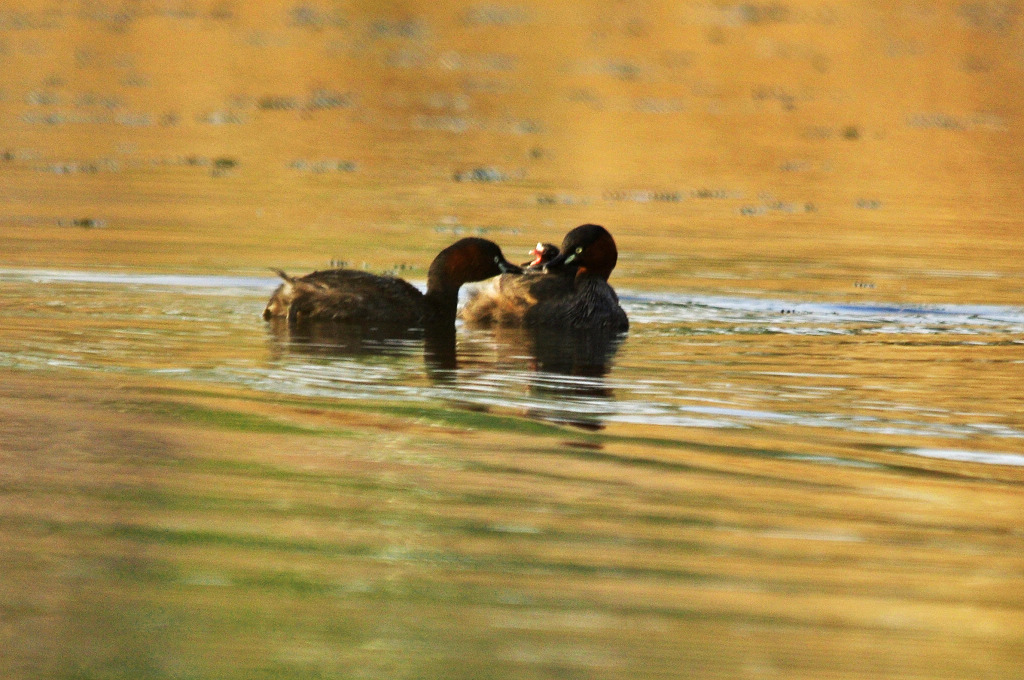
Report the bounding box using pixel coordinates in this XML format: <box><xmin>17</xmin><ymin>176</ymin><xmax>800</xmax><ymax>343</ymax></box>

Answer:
<box><xmin>2</xmin><ymin>0</ymin><xmax>1022</xmax><ymax>300</ymax></box>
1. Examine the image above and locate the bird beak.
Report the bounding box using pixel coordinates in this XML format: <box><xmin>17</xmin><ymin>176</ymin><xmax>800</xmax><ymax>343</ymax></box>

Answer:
<box><xmin>528</xmin><ymin>243</ymin><xmax>545</xmax><ymax>267</ymax></box>
<box><xmin>543</xmin><ymin>250</ymin><xmax>576</xmax><ymax>271</ymax></box>
<box><xmin>498</xmin><ymin>260</ymin><xmax>522</xmax><ymax>274</ymax></box>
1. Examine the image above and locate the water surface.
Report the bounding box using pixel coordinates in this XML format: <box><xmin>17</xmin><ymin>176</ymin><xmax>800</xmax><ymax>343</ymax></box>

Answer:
<box><xmin>2</xmin><ymin>1</ymin><xmax>1024</xmax><ymax>678</ymax></box>
<box><xmin>2</xmin><ymin>268</ymin><xmax>1023</xmax><ymax>680</ymax></box>
<box><xmin>4</xmin><ymin>267</ymin><xmax>1023</xmax><ymax>445</ymax></box>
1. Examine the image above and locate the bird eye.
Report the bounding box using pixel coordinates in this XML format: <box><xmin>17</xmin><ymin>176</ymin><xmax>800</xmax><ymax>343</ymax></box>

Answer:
<box><xmin>575</xmin><ymin>246</ymin><xmax>583</xmax><ymax>254</ymax></box>
<box><xmin>493</xmin><ymin>255</ymin><xmax>500</xmax><ymax>263</ymax></box>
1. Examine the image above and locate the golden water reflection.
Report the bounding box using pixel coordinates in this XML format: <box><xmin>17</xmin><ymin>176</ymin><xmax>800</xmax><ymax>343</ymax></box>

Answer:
<box><xmin>1</xmin><ymin>1</ymin><xmax>1024</xmax><ymax>678</ymax></box>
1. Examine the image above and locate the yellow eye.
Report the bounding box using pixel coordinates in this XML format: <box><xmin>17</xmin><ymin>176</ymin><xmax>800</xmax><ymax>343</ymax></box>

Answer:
<box><xmin>575</xmin><ymin>246</ymin><xmax>583</xmax><ymax>254</ymax></box>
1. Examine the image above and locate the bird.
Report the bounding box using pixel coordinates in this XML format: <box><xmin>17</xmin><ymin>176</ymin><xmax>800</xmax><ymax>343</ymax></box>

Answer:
<box><xmin>460</xmin><ymin>224</ymin><xmax>628</xmax><ymax>331</ymax></box>
<box><xmin>263</xmin><ymin>237</ymin><xmax>521</xmax><ymax>328</ymax></box>
<box><xmin>460</xmin><ymin>242</ymin><xmax>561</xmax><ymax>325</ymax></box>
<box><xmin>521</xmin><ymin>242</ymin><xmax>560</xmax><ymax>269</ymax></box>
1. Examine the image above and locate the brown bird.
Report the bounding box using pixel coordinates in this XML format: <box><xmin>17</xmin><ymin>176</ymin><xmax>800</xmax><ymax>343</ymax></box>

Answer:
<box><xmin>460</xmin><ymin>224</ymin><xmax>628</xmax><ymax>331</ymax></box>
<box><xmin>264</xmin><ymin>237</ymin><xmax>521</xmax><ymax>328</ymax></box>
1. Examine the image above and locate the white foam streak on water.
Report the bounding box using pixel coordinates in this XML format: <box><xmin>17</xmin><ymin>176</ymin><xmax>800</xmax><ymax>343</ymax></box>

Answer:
<box><xmin>0</xmin><ymin>268</ymin><xmax>280</xmax><ymax>291</ymax></box>
<box><xmin>621</xmin><ymin>290</ymin><xmax>1024</xmax><ymax>333</ymax></box>
<box><xmin>904</xmin><ymin>448</ymin><xmax>1024</xmax><ymax>467</ymax></box>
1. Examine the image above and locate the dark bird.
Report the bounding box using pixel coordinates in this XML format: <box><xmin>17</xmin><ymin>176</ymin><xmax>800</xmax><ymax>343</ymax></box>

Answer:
<box><xmin>522</xmin><ymin>242</ymin><xmax>560</xmax><ymax>269</ymax></box>
<box><xmin>264</xmin><ymin>237</ymin><xmax>521</xmax><ymax>328</ymax></box>
<box><xmin>460</xmin><ymin>224</ymin><xmax>628</xmax><ymax>331</ymax></box>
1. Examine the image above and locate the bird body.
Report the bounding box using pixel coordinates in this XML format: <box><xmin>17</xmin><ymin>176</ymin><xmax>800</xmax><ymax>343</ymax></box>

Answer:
<box><xmin>264</xmin><ymin>237</ymin><xmax>520</xmax><ymax>328</ymax></box>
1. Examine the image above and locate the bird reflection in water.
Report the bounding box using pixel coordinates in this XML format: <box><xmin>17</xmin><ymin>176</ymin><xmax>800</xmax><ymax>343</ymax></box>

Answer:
<box><xmin>265</xmin><ymin>320</ymin><xmax>623</xmax><ymax>430</ymax></box>
<box><xmin>486</xmin><ymin>326</ymin><xmax>623</xmax><ymax>430</ymax></box>
<box><xmin>264</xmin><ymin>317</ymin><xmax>427</xmax><ymax>359</ymax></box>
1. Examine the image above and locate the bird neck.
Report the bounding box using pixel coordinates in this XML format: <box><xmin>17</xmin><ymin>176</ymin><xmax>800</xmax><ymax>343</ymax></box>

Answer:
<box><xmin>425</xmin><ymin>251</ymin><xmax>468</xmax><ymax>321</ymax></box>
<box><xmin>576</xmin><ymin>266</ymin><xmax>612</xmax><ymax>282</ymax></box>
<box><xmin>423</xmin><ymin>288</ymin><xmax>459</xmax><ymax>324</ymax></box>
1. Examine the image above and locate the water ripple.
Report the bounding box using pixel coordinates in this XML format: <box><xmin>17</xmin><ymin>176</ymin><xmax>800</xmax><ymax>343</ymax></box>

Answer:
<box><xmin>2</xmin><ymin>269</ymin><xmax>1022</xmax><ymax>447</ymax></box>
